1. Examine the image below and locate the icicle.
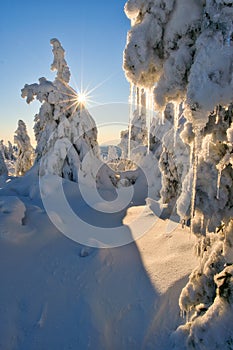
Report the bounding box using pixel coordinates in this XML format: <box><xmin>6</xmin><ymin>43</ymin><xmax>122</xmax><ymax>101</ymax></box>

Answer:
<box><xmin>189</xmin><ymin>141</ymin><xmax>194</xmax><ymax>171</ymax></box>
<box><xmin>180</xmin><ymin>309</ymin><xmax>185</xmax><ymax>319</ymax></box>
<box><xmin>203</xmin><ymin>134</ymin><xmax>211</xmax><ymax>160</ymax></box>
<box><xmin>134</xmin><ymin>86</ymin><xmax>138</xmax><ymax>111</ymax></box>
<box><xmin>146</xmin><ymin>89</ymin><xmax>150</xmax><ymax>154</ymax></box>
<box><xmin>161</xmin><ymin>109</ymin><xmax>165</xmax><ymax>125</ymax></box>
<box><xmin>145</xmin><ymin>88</ymin><xmax>154</xmax><ymax>154</ymax></box>
<box><xmin>206</xmin><ymin>135</ymin><xmax>210</xmax><ymax>159</ymax></box>
<box><xmin>128</xmin><ymin>84</ymin><xmax>135</xmax><ymax>159</ymax></box>
<box><xmin>226</xmin><ymin>25</ymin><xmax>232</xmax><ymax>47</ymax></box>
<box><xmin>216</xmin><ymin>169</ymin><xmax>222</xmax><ymax>200</ymax></box>
<box><xmin>186</xmin><ymin>309</ymin><xmax>190</xmax><ymax>323</ymax></box>
<box><xmin>141</xmin><ymin>89</ymin><xmax>146</xmax><ymax>116</ymax></box>
<box><xmin>137</xmin><ymin>87</ymin><xmax>142</xmax><ymax>116</ymax></box>
<box><xmin>190</xmin><ymin>153</ymin><xmax>197</xmax><ymax>219</ymax></box>
<box><xmin>200</xmin><ymin>214</ymin><xmax>205</xmax><ymax>235</ymax></box>
<box><xmin>136</xmin><ymin>87</ymin><xmax>139</xmax><ymax>112</ymax></box>
<box><xmin>215</xmin><ymin>105</ymin><xmax>220</xmax><ymax>124</ymax></box>
<box><xmin>190</xmin><ymin>130</ymin><xmax>200</xmax><ymax>228</ymax></box>
<box><xmin>173</xmin><ymin>101</ymin><xmax>180</xmax><ymax>147</ymax></box>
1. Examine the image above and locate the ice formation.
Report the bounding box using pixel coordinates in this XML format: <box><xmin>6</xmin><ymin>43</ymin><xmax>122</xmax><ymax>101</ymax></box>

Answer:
<box><xmin>120</xmin><ymin>87</ymin><xmax>147</xmax><ymax>158</ymax></box>
<box><xmin>21</xmin><ymin>39</ymin><xmax>100</xmax><ymax>183</ymax></box>
<box><xmin>14</xmin><ymin>120</ymin><xmax>34</xmax><ymax>176</ymax></box>
<box><xmin>123</xmin><ymin>0</ymin><xmax>233</xmax><ymax>347</ymax></box>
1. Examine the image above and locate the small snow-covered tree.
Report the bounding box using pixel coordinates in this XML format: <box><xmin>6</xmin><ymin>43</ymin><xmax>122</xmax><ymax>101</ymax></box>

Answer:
<box><xmin>0</xmin><ymin>150</ymin><xmax>8</xmax><ymax>179</ymax></box>
<box><xmin>7</xmin><ymin>141</ymin><xmax>16</xmax><ymax>161</ymax></box>
<box><xmin>14</xmin><ymin>120</ymin><xmax>34</xmax><ymax>176</ymax></box>
<box><xmin>108</xmin><ymin>145</ymin><xmax>119</xmax><ymax>161</ymax></box>
<box><xmin>0</xmin><ymin>140</ymin><xmax>8</xmax><ymax>160</ymax></box>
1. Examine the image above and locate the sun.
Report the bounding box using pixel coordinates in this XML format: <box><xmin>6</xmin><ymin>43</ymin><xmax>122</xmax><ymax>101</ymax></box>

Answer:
<box><xmin>78</xmin><ymin>92</ymin><xmax>87</xmax><ymax>105</ymax></box>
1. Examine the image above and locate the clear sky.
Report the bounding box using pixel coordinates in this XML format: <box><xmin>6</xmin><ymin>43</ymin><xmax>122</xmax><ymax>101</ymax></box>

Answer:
<box><xmin>0</xmin><ymin>0</ymin><xmax>130</xmax><ymax>145</ymax></box>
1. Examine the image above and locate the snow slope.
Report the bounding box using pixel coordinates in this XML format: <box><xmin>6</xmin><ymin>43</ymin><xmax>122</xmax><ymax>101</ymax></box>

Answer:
<box><xmin>0</xmin><ymin>176</ymin><xmax>198</xmax><ymax>350</ymax></box>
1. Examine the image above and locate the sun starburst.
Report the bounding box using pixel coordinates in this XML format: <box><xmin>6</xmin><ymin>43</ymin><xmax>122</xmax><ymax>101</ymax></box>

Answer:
<box><xmin>54</xmin><ymin>71</ymin><xmax>117</xmax><ymax>122</ymax></box>
<box><xmin>77</xmin><ymin>92</ymin><xmax>87</xmax><ymax>105</ymax></box>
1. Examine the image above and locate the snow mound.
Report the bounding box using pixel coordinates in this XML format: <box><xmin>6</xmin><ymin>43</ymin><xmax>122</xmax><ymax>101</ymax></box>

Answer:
<box><xmin>0</xmin><ymin>196</ymin><xmax>28</xmax><ymax>242</ymax></box>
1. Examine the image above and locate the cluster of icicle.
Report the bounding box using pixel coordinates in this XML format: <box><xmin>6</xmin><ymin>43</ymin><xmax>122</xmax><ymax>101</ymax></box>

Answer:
<box><xmin>127</xmin><ymin>84</ymin><xmax>155</xmax><ymax>158</ymax></box>
<box><xmin>123</xmin><ymin>0</ymin><xmax>233</xmax><ymax>348</ymax></box>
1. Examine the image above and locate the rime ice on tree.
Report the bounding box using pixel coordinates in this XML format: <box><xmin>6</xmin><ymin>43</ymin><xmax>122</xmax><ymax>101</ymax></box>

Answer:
<box><xmin>14</xmin><ymin>120</ymin><xmax>34</xmax><ymax>176</ymax></box>
<box><xmin>0</xmin><ymin>150</ymin><xmax>8</xmax><ymax>179</ymax></box>
<box><xmin>123</xmin><ymin>0</ymin><xmax>233</xmax><ymax>347</ymax></box>
<box><xmin>21</xmin><ymin>39</ymin><xmax>99</xmax><ymax>182</ymax></box>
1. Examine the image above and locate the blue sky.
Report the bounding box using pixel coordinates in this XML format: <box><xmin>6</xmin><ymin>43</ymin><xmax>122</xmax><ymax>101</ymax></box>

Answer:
<box><xmin>0</xmin><ymin>0</ymin><xmax>130</xmax><ymax>144</ymax></box>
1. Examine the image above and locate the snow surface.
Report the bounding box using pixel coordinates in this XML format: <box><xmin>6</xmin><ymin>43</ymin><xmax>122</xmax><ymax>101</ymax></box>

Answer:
<box><xmin>0</xmin><ymin>174</ymin><xmax>198</xmax><ymax>350</ymax></box>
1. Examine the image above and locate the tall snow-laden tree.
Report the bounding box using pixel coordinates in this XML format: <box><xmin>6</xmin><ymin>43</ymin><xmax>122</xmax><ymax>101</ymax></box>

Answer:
<box><xmin>14</xmin><ymin>120</ymin><xmax>34</xmax><ymax>176</ymax></box>
<box><xmin>21</xmin><ymin>38</ymin><xmax>100</xmax><ymax>183</ymax></box>
<box><xmin>123</xmin><ymin>0</ymin><xmax>233</xmax><ymax>347</ymax></box>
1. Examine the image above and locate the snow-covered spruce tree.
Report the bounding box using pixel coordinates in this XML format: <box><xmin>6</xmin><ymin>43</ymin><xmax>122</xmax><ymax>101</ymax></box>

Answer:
<box><xmin>0</xmin><ymin>150</ymin><xmax>8</xmax><ymax>180</ymax></box>
<box><xmin>0</xmin><ymin>140</ymin><xmax>15</xmax><ymax>161</ymax></box>
<box><xmin>7</xmin><ymin>141</ymin><xmax>16</xmax><ymax>161</ymax></box>
<box><xmin>0</xmin><ymin>140</ymin><xmax>8</xmax><ymax>160</ymax></box>
<box><xmin>21</xmin><ymin>39</ymin><xmax>100</xmax><ymax>183</ymax></box>
<box><xmin>107</xmin><ymin>145</ymin><xmax>119</xmax><ymax>162</ymax></box>
<box><xmin>123</xmin><ymin>0</ymin><xmax>233</xmax><ymax>347</ymax></box>
<box><xmin>14</xmin><ymin>120</ymin><xmax>34</xmax><ymax>176</ymax></box>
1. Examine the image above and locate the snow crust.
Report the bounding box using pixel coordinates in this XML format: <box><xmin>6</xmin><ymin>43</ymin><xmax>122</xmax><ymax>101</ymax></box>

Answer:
<box><xmin>0</xmin><ymin>176</ymin><xmax>198</xmax><ymax>349</ymax></box>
